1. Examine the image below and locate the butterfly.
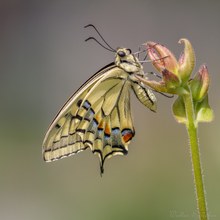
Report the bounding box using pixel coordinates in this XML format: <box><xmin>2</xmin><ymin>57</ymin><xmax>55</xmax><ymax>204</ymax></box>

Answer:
<box><xmin>42</xmin><ymin>25</ymin><xmax>157</xmax><ymax>174</ymax></box>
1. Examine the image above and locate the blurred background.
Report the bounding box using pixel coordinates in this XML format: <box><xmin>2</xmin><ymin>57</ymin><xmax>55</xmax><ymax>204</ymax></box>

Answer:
<box><xmin>0</xmin><ymin>0</ymin><xmax>219</xmax><ymax>219</ymax></box>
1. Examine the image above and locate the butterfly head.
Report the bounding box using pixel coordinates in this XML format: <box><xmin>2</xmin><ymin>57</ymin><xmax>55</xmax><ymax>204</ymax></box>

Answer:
<box><xmin>115</xmin><ymin>48</ymin><xmax>143</xmax><ymax>73</ymax></box>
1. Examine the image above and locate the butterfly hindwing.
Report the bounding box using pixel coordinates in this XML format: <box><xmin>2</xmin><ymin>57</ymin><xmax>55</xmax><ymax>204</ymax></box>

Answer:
<box><xmin>43</xmin><ymin>64</ymin><xmax>135</xmax><ymax>173</ymax></box>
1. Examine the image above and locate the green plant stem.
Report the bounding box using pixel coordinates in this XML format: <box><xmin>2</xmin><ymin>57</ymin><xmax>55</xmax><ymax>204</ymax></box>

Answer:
<box><xmin>182</xmin><ymin>90</ymin><xmax>208</xmax><ymax>220</ymax></box>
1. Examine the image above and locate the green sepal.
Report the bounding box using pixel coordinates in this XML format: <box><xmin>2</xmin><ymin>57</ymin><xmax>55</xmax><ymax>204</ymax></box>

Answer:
<box><xmin>195</xmin><ymin>94</ymin><xmax>214</xmax><ymax>123</ymax></box>
<box><xmin>172</xmin><ymin>96</ymin><xmax>187</xmax><ymax>124</ymax></box>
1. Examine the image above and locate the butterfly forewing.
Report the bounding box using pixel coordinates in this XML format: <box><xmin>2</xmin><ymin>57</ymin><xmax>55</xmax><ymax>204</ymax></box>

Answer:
<box><xmin>43</xmin><ymin>64</ymin><xmax>115</xmax><ymax>160</ymax></box>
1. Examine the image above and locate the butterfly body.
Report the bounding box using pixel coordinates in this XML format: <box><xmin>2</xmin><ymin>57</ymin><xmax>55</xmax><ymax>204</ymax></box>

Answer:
<box><xmin>43</xmin><ymin>48</ymin><xmax>157</xmax><ymax>173</ymax></box>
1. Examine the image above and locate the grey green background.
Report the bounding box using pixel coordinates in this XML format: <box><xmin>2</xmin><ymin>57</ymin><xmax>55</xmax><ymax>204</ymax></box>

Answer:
<box><xmin>1</xmin><ymin>0</ymin><xmax>219</xmax><ymax>219</ymax></box>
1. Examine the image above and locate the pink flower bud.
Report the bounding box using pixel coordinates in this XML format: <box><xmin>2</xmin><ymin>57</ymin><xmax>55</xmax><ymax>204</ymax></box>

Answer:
<box><xmin>146</xmin><ymin>42</ymin><xmax>179</xmax><ymax>75</ymax></box>
<box><xmin>190</xmin><ymin>65</ymin><xmax>210</xmax><ymax>101</ymax></box>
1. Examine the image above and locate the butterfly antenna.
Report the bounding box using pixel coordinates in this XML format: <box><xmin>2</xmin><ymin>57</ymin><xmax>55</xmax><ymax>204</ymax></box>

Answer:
<box><xmin>84</xmin><ymin>24</ymin><xmax>116</xmax><ymax>52</ymax></box>
<box><xmin>85</xmin><ymin>37</ymin><xmax>115</xmax><ymax>52</ymax></box>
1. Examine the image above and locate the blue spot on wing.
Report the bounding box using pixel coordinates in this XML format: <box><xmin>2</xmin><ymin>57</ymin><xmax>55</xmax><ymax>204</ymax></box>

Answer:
<box><xmin>92</xmin><ymin>118</ymin><xmax>98</xmax><ymax>127</ymax></box>
<box><xmin>111</xmin><ymin>127</ymin><xmax>123</xmax><ymax>146</ymax></box>
<box><xmin>96</xmin><ymin>128</ymin><xmax>103</xmax><ymax>139</ymax></box>
<box><xmin>85</xmin><ymin>109</ymin><xmax>95</xmax><ymax>121</ymax></box>
<box><xmin>112</xmin><ymin>127</ymin><xmax>120</xmax><ymax>135</ymax></box>
<box><xmin>104</xmin><ymin>132</ymin><xmax>110</xmax><ymax>138</ymax></box>
<box><xmin>83</xmin><ymin>100</ymin><xmax>91</xmax><ymax>110</ymax></box>
<box><xmin>87</xmin><ymin>118</ymin><xmax>99</xmax><ymax>134</ymax></box>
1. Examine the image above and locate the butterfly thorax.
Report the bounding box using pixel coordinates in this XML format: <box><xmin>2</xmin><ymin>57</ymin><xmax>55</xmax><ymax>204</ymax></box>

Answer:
<box><xmin>115</xmin><ymin>48</ymin><xmax>144</xmax><ymax>75</ymax></box>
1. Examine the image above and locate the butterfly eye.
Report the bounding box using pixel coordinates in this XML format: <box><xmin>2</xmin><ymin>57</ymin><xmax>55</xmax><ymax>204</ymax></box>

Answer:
<box><xmin>118</xmin><ymin>50</ymin><xmax>126</xmax><ymax>57</ymax></box>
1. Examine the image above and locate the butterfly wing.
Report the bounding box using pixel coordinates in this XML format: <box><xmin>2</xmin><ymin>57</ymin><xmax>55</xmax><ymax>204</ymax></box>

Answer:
<box><xmin>43</xmin><ymin>63</ymin><xmax>135</xmax><ymax>173</ymax></box>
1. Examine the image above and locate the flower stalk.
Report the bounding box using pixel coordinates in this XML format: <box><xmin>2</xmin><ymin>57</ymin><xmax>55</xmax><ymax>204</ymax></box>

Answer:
<box><xmin>183</xmin><ymin>89</ymin><xmax>208</xmax><ymax>220</ymax></box>
<box><xmin>137</xmin><ymin>39</ymin><xmax>213</xmax><ymax>220</ymax></box>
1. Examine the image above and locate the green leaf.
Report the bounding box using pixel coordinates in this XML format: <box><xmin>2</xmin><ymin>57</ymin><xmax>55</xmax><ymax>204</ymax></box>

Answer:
<box><xmin>172</xmin><ymin>96</ymin><xmax>187</xmax><ymax>124</ymax></box>
<box><xmin>195</xmin><ymin>95</ymin><xmax>214</xmax><ymax>123</ymax></box>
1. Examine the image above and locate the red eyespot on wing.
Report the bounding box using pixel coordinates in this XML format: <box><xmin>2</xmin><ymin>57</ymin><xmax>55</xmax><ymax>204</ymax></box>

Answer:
<box><xmin>122</xmin><ymin>129</ymin><xmax>134</xmax><ymax>143</ymax></box>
